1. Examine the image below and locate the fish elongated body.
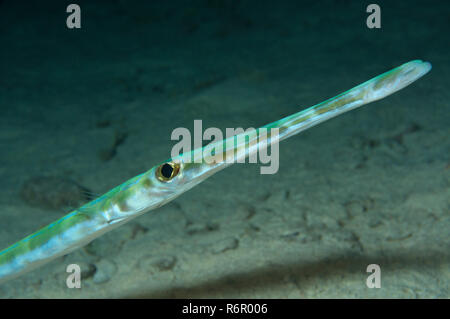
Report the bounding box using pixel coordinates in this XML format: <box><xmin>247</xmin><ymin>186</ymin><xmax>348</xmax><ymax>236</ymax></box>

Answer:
<box><xmin>0</xmin><ymin>60</ymin><xmax>432</xmax><ymax>284</ymax></box>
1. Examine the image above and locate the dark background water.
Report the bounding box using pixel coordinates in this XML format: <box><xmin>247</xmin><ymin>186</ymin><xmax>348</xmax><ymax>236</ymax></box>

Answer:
<box><xmin>0</xmin><ymin>0</ymin><xmax>448</xmax><ymax>122</ymax></box>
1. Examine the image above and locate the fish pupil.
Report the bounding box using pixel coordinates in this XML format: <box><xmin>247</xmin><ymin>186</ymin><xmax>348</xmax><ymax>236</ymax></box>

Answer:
<box><xmin>161</xmin><ymin>163</ymin><xmax>174</xmax><ymax>178</ymax></box>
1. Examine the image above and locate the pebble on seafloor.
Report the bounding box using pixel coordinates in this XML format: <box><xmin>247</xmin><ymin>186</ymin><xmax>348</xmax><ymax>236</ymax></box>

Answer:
<box><xmin>92</xmin><ymin>259</ymin><xmax>118</xmax><ymax>284</ymax></box>
<box><xmin>20</xmin><ymin>176</ymin><xmax>93</xmax><ymax>210</ymax></box>
<box><xmin>210</xmin><ymin>237</ymin><xmax>239</xmax><ymax>254</ymax></box>
<box><xmin>138</xmin><ymin>255</ymin><xmax>177</xmax><ymax>272</ymax></box>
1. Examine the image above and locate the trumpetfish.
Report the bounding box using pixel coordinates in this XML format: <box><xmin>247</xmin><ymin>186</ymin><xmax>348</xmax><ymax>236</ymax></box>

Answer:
<box><xmin>0</xmin><ymin>60</ymin><xmax>432</xmax><ymax>284</ymax></box>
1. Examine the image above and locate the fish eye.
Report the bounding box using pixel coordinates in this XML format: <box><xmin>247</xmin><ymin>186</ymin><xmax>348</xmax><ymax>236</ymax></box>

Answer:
<box><xmin>156</xmin><ymin>162</ymin><xmax>180</xmax><ymax>182</ymax></box>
